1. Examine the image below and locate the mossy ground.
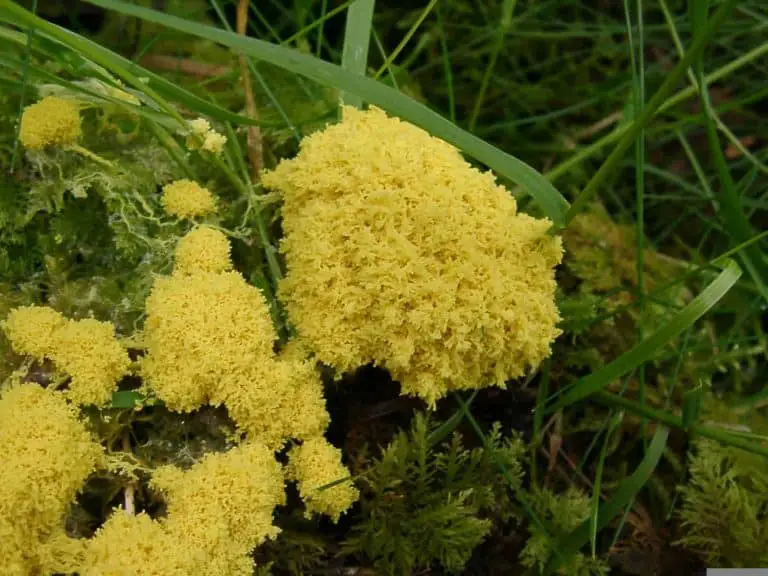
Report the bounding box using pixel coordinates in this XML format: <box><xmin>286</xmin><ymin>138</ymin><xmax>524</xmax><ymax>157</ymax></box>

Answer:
<box><xmin>1</xmin><ymin>0</ymin><xmax>767</xmax><ymax>574</ymax></box>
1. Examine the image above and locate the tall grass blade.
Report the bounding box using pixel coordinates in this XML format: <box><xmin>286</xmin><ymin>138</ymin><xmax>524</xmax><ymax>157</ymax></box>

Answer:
<box><xmin>545</xmin><ymin>426</ymin><xmax>669</xmax><ymax>574</ymax></box>
<box><xmin>545</xmin><ymin>259</ymin><xmax>742</xmax><ymax>412</ymax></box>
<box><xmin>69</xmin><ymin>0</ymin><xmax>571</xmax><ymax>225</ymax></box>
<box><xmin>689</xmin><ymin>4</ymin><xmax>768</xmax><ymax>303</ymax></box>
<box><xmin>341</xmin><ymin>0</ymin><xmax>375</xmax><ymax>109</ymax></box>
<box><xmin>594</xmin><ymin>391</ymin><xmax>768</xmax><ymax>458</ymax></box>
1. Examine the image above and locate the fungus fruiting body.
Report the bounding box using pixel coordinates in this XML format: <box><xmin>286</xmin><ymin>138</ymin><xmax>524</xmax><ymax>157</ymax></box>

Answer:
<box><xmin>2</xmin><ymin>306</ymin><xmax>130</xmax><ymax>406</ymax></box>
<box><xmin>185</xmin><ymin>117</ymin><xmax>227</xmax><ymax>155</ymax></box>
<box><xmin>172</xmin><ymin>225</ymin><xmax>232</xmax><ymax>275</ymax></box>
<box><xmin>161</xmin><ymin>179</ymin><xmax>217</xmax><ymax>220</ymax></box>
<box><xmin>262</xmin><ymin>106</ymin><xmax>564</xmax><ymax>405</ymax></box>
<box><xmin>82</xmin><ymin>442</ymin><xmax>286</xmax><ymax>576</ymax></box>
<box><xmin>286</xmin><ymin>436</ymin><xmax>360</xmax><ymax>522</ymax></box>
<box><xmin>141</xmin><ymin>225</ymin><xmax>331</xmax><ymax>447</ymax></box>
<box><xmin>19</xmin><ymin>95</ymin><xmax>82</xmax><ymax>150</ymax></box>
<box><xmin>0</xmin><ymin>384</ymin><xmax>102</xmax><ymax>575</ymax></box>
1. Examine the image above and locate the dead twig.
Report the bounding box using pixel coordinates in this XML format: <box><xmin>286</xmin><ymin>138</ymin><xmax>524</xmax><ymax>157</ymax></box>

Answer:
<box><xmin>139</xmin><ymin>54</ymin><xmax>231</xmax><ymax>79</ymax></box>
<box><xmin>237</xmin><ymin>0</ymin><xmax>263</xmax><ymax>181</ymax></box>
<box><xmin>122</xmin><ymin>431</ymin><xmax>135</xmax><ymax>515</ymax></box>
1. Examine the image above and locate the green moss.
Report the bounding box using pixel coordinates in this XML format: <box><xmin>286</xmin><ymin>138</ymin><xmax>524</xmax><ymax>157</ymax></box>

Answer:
<box><xmin>341</xmin><ymin>412</ymin><xmax>525</xmax><ymax>575</ymax></box>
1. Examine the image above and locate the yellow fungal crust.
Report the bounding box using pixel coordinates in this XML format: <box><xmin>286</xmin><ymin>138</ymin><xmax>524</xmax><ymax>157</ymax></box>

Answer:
<box><xmin>262</xmin><ymin>106</ymin><xmax>564</xmax><ymax>405</ymax></box>
<box><xmin>161</xmin><ymin>179</ymin><xmax>217</xmax><ymax>220</ymax></box>
<box><xmin>286</xmin><ymin>437</ymin><xmax>359</xmax><ymax>522</ymax></box>
<box><xmin>221</xmin><ymin>356</ymin><xmax>330</xmax><ymax>447</ymax></box>
<box><xmin>142</xmin><ymin>226</ymin><xmax>332</xmax><ymax>449</ymax></box>
<box><xmin>19</xmin><ymin>96</ymin><xmax>82</xmax><ymax>150</ymax></box>
<box><xmin>2</xmin><ymin>307</ymin><xmax>130</xmax><ymax>406</ymax></box>
<box><xmin>83</xmin><ymin>444</ymin><xmax>285</xmax><ymax>575</ymax></box>
<box><xmin>1</xmin><ymin>305</ymin><xmax>66</xmax><ymax>358</ymax></box>
<box><xmin>186</xmin><ymin>117</ymin><xmax>227</xmax><ymax>155</ymax></box>
<box><xmin>50</xmin><ymin>318</ymin><xmax>131</xmax><ymax>406</ymax></box>
<box><xmin>142</xmin><ymin>270</ymin><xmax>276</xmax><ymax>411</ymax></box>
<box><xmin>0</xmin><ymin>384</ymin><xmax>102</xmax><ymax>575</ymax></box>
<box><xmin>152</xmin><ymin>442</ymin><xmax>285</xmax><ymax>571</ymax></box>
<box><xmin>81</xmin><ymin>512</ymin><xmax>189</xmax><ymax>576</ymax></box>
<box><xmin>173</xmin><ymin>225</ymin><xmax>232</xmax><ymax>275</ymax></box>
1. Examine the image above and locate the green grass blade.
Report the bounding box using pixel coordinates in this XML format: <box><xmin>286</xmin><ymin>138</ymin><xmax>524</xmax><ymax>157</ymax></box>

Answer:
<box><xmin>434</xmin><ymin>1</ymin><xmax>455</xmax><ymax>123</ymax></box>
<box><xmin>110</xmin><ymin>390</ymin><xmax>144</xmax><ymax>409</ymax></box>
<box><xmin>75</xmin><ymin>0</ymin><xmax>570</xmax><ymax>225</ymax></box>
<box><xmin>468</xmin><ymin>0</ymin><xmax>517</xmax><ymax>132</ymax></box>
<box><xmin>8</xmin><ymin>0</ymin><xmax>36</xmax><ymax>173</ymax></box>
<box><xmin>623</xmin><ymin>0</ymin><xmax>648</xmax><ymax>449</ymax></box>
<box><xmin>545</xmin><ymin>426</ymin><xmax>669</xmax><ymax>574</ymax></box>
<box><xmin>590</xmin><ymin>411</ymin><xmax>623</xmax><ymax>558</ymax></box>
<box><xmin>372</xmin><ymin>0</ymin><xmax>437</xmax><ymax>81</ymax></box>
<box><xmin>340</xmin><ymin>0</ymin><xmax>375</xmax><ymax>109</ymax></box>
<box><xmin>0</xmin><ymin>9</ymin><xmax>276</xmax><ymax>128</ymax></box>
<box><xmin>689</xmin><ymin>7</ymin><xmax>768</xmax><ymax>303</ymax></box>
<box><xmin>545</xmin><ymin>259</ymin><xmax>742</xmax><ymax>412</ymax></box>
<box><xmin>594</xmin><ymin>391</ymin><xmax>768</xmax><ymax>459</ymax></box>
<box><xmin>561</xmin><ymin>0</ymin><xmax>740</xmax><ymax>228</ymax></box>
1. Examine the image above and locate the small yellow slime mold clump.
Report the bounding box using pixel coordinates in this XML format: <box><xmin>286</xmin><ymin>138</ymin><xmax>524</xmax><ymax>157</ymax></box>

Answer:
<box><xmin>142</xmin><ymin>225</ymin><xmax>331</xmax><ymax>449</ymax></box>
<box><xmin>0</xmin><ymin>384</ymin><xmax>103</xmax><ymax>576</ymax></box>
<box><xmin>2</xmin><ymin>306</ymin><xmax>130</xmax><ymax>406</ymax></box>
<box><xmin>161</xmin><ymin>179</ymin><xmax>217</xmax><ymax>220</ymax></box>
<box><xmin>82</xmin><ymin>443</ymin><xmax>285</xmax><ymax>576</ymax></box>
<box><xmin>286</xmin><ymin>436</ymin><xmax>360</xmax><ymax>523</ymax></box>
<box><xmin>1</xmin><ymin>305</ymin><xmax>66</xmax><ymax>358</ymax></box>
<box><xmin>173</xmin><ymin>225</ymin><xmax>232</xmax><ymax>276</ymax></box>
<box><xmin>262</xmin><ymin>106</ymin><xmax>564</xmax><ymax>406</ymax></box>
<box><xmin>152</xmin><ymin>442</ymin><xmax>286</xmax><ymax>567</ymax></box>
<box><xmin>80</xmin><ymin>512</ymin><xmax>188</xmax><ymax>576</ymax></box>
<box><xmin>19</xmin><ymin>96</ymin><xmax>82</xmax><ymax>150</ymax></box>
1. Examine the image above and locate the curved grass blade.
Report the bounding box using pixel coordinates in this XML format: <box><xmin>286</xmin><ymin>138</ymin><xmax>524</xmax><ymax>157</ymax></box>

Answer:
<box><xmin>594</xmin><ymin>391</ymin><xmax>768</xmax><ymax>459</ymax></box>
<box><xmin>545</xmin><ymin>259</ymin><xmax>742</xmax><ymax>413</ymax></box>
<box><xmin>340</xmin><ymin>0</ymin><xmax>375</xmax><ymax>109</ymax></box>
<box><xmin>75</xmin><ymin>0</ymin><xmax>570</xmax><ymax>225</ymax></box>
<box><xmin>0</xmin><ymin>8</ymin><xmax>278</xmax><ymax>128</ymax></box>
<box><xmin>545</xmin><ymin>426</ymin><xmax>669</xmax><ymax>574</ymax></box>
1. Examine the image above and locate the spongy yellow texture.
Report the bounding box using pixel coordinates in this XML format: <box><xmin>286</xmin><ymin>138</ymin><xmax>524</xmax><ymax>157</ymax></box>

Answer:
<box><xmin>80</xmin><ymin>512</ymin><xmax>190</xmax><ymax>576</ymax></box>
<box><xmin>142</xmin><ymin>270</ymin><xmax>276</xmax><ymax>411</ymax></box>
<box><xmin>1</xmin><ymin>305</ymin><xmax>66</xmax><ymax>358</ymax></box>
<box><xmin>2</xmin><ymin>307</ymin><xmax>130</xmax><ymax>406</ymax></box>
<box><xmin>82</xmin><ymin>444</ymin><xmax>285</xmax><ymax>575</ymax></box>
<box><xmin>219</xmin><ymin>355</ymin><xmax>329</xmax><ymax>448</ymax></box>
<box><xmin>173</xmin><ymin>225</ymin><xmax>232</xmax><ymax>275</ymax></box>
<box><xmin>0</xmin><ymin>384</ymin><xmax>102</xmax><ymax>576</ymax></box>
<box><xmin>286</xmin><ymin>437</ymin><xmax>359</xmax><ymax>522</ymax></box>
<box><xmin>19</xmin><ymin>96</ymin><xmax>81</xmax><ymax>150</ymax></box>
<box><xmin>262</xmin><ymin>106</ymin><xmax>564</xmax><ymax>406</ymax></box>
<box><xmin>142</xmin><ymin>227</ymin><xmax>330</xmax><ymax>448</ymax></box>
<box><xmin>152</xmin><ymin>442</ymin><xmax>285</xmax><ymax>573</ymax></box>
<box><xmin>162</xmin><ymin>179</ymin><xmax>217</xmax><ymax>220</ymax></box>
<box><xmin>50</xmin><ymin>318</ymin><xmax>131</xmax><ymax>406</ymax></box>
